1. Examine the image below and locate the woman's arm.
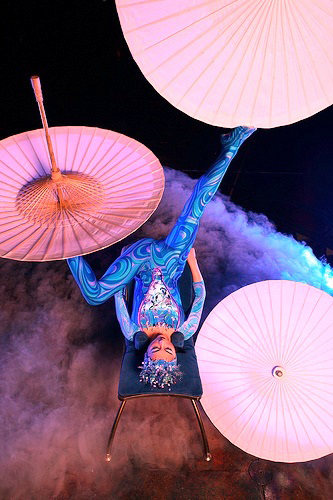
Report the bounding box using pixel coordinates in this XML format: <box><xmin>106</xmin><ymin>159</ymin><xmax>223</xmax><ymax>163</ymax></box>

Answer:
<box><xmin>178</xmin><ymin>248</ymin><xmax>206</xmax><ymax>340</ymax></box>
<box><xmin>114</xmin><ymin>287</ymin><xmax>140</xmax><ymax>340</ymax></box>
<box><xmin>186</xmin><ymin>247</ymin><xmax>203</xmax><ymax>282</ymax></box>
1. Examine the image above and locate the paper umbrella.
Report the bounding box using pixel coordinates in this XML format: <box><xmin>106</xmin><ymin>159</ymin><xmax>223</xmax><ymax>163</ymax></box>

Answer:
<box><xmin>196</xmin><ymin>279</ymin><xmax>333</xmax><ymax>463</ymax></box>
<box><xmin>0</xmin><ymin>78</ymin><xmax>164</xmax><ymax>261</ymax></box>
<box><xmin>116</xmin><ymin>0</ymin><xmax>333</xmax><ymax>128</ymax></box>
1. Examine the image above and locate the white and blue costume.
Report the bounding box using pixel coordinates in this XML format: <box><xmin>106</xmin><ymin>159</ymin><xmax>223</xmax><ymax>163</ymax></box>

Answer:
<box><xmin>67</xmin><ymin>127</ymin><xmax>256</xmax><ymax>337</ymax></box>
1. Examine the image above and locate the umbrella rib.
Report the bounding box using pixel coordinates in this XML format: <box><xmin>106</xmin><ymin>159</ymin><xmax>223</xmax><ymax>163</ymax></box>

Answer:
<box><xmin>289</xmin><ymin>322</ymin><xmax>333</xmax><ymax>370</ymax></box>
<box><xmin>89</xmin><ymin>140</ymin><xmax>138</xmax><ymax>179</ymax></box>
<box><xmin>86</xmin><ymin>131</ymin><xmax>126</xmax><ymax>177</ymax></box>
<box><xmin>19</xmin><ymin>180</ymin><xmax>54</xmax><ymax>221</ymax></box>
<box><xmin>205</xmin><ymin>375</ymin><xmax>271</xmax><ymax>415</ymax></box>
<box><xmin>242</xmin><ymin>286</ymin><xmax>276</xmax><ymax>362</ymax></box>
<box><xmin>246</xmin><ymin>0</ymin><xmax>276</xmax><ymax>128</ymax></box>
<box><xmin>69</xmin><ymin>207</ymin><xmax>151</xmax><ymax>225</ymax></box>
<box><xmin>192</xmin><ymin>0</ymin><xmax>266</xmax><ymax>121</ymax></box>
<box><xmin>284</xmin><ymin>291</ymin><xmax>323</xmax><ymax>366</ymax></box>
<box><xmin>268</xmin><ymin>281</ymin><xmax>280</xmax><ymax>363</ymax></box>
<box><xmin>212</xmin><ymin>0</ymin><xmax>272</xmax><ymax>125</ymax></box>
<box><xmin>77</xmin><ymin>126</ymin><xmax>98</xmax><ymax>175</ymax></box>
<box><xmin>69</xmin><ymin>125</ymin><xmax>85</xmax><ymax>173</ymax></box>
<box><xmin>278</xmin><ymin>281</ymin><xmax>283</xmax><ymax>363</ymax></box>
<box><xmin>292</xmin><ymin>0</ymin><xmax>333</xmax><ymax>103</ymax></box>
<box><xmin>200</xmin><ymin>320</ymin><xmax>270</xmax><ymax>364</ymax></box>
<box><xmin>102</xmin><ymin>149</ymin><xmax>156</xmax><ymax>176</ymax></box>
<box><xmin>131</xmin><ymin>0</ymin><xmax>239</xmax><ymax>57</ymax></box>
<box><xmin>98</xmin><ymin>142</ymin><xmax>146</xmax><ymax>176</ymax></box>
<box><xmin>99</xmin><ymin>156</ymin><xmax>159</xmax><ymax>184</ymax></box>
<box><xmin>288</xmin><ymin>1</ymin><xmax>315</xmax><ymax>115</ymax></box>
<box><xmin>230</xmin><ymin>379</ymin><xmax>277</xmax><ymax>451</ymax></box>
<box><xmin>255</xmin><ymin>283</ymin><xmax>277</xmax><ymax>363</ymax></box>
<box><xmin>282</xmin><ymin>284</ymin><xmax>309</xmax><ymax>366</ymax></box>
<box><xmin>203</xmin><ymin>378</ymin><xmax>262</xmax><ymax>401</ymax></box>
<box><xmin>288</xmin><ymin>379</ymin><xmax>326</xmax><ymax>438</ymax></box>
<box><xmin>60</xmin><ymin>217</ymin><xmax>84</xmax><ymax>260</ymax></box>
<box><xmin>20</xmin><ymin>226</ymin><xmax>50</xmax><ymax>261</ymax></box>
<box><xmin>203</xmin><ymin>377</ymin><xmax>267</xmax><ymax>397</ymax></box>
<box><xmin>100</xmin><ymin>163</ymin><xmax>162</xmax><ymax>189</ymax></box>
<box><xmin>199</xmin><ymin>326</ymin><xmax>267</xmax><ymax>365</ymax></box>
<box><xmin>167</xmin><ymin>0</ymin><xmax>262</xmax><ymax>112</ymax></box>
<box><xmin>284</xmin><ymin>0</ymin><xmax>310</xmax><ymax>119</ymax></box>
<box><xmin>292</xmin><ymin>377</ymin><xmax>333</xmax><ymax>411</ymax></box>
<box><xmin>290</xmin><ymin>355</ymin><xmax>333</xmax><ymax>374</ymax></box>
<box><xmin>0</xmin><ymin>219</ymin><xmax>36</xmax><ymax>238</ymax></box>
<box><xmin>124</xmin><ymin>0</ymin><xmax>229</xmax><ymax>34</ymax></box>
<box><xmin>212</xmin><ymin>306</ymin><xmax>272</xmax><ymax>365</ymax></box>
<box><xmin>281</xmin><ymin>281</ymin><xmax>296</xmax><ymax>361</ymax></box>
<box><xmin>102</xmin><ymin>167</ymin><xmax>159</xmax><ymax>190</ymax></box>
<box><xmin>279</xmin><ymin>383</ymin><xmax>289</xmax><ymax>460</ymax></box>
<box><xmin>0</xmin><ymin>223</ymin><xmax>41</xmax><ymax>257</ymax></box>
<box><xmin>215</xmin><ymin>377</ymin><xmax>276</xmax><ymax>429</ymax></box>
<box><xmin>290</xmin><ymin>350</ymin><xmax>333</xmax><ymax>375</ymax></box>
<box><xmin>291</xmin><ymin>376</ymin><xmax>333</xmax><ymax>396</ymax></box>
<box><xmin>257</xmin><ymin>382</ymin><xmax>278</xmax><ymax>457</ymax></box>
<box><xmin>23</xmin><ymin>131</ymin><xmax>49</xmax><ymax>176</ymax></box>
<box><xmin>0</xmin><ymin>180</ymin><xmax>22</xmax><ymax>193</ymax></box>
<box><xmin>42</xmin><ymin>226</ymin><xmax>59</xmax><ymax>260</ymax></box>
<box><xmin>286</xmin><ymin>381</ymin><xmax>332</xmax><ymax>452</ymax></box>
<box><xmin>268</xmin><ymin>0</ymin><xmax>279</xmax><ymax>125</ymax></box>
<box><xmin>58</xmin><ymin>207</ymin><xmax>135</xmax><ymax>235</ymax></box>
<box><xmin>102</xmin><ymin>194</ymin><xmax>162</xmax><ymax>205</ymax></box>
<box><xmin>0</xmin><ymin>149</ymin><xmax>33</xmax><ymax>185</ymax></box>
<box><xmin>280</xmin><ymin>383</ymin><xmax>305</xmax><ymax>460</ymax></box>
<box><xmin>25</xmin><ymin>185</ymin><xmax>57</xmax><ymax>223</ymax></box>
<box><xmin>202</xmin><ymin>373</ymin><xmax>269</xmax><ymax>384</ymax></box>
<box><xmin>279</xmin><ymin>0</ymin><xmax>292</xmax><ymax>120</ymax></box>
<box><xmin>78</xmin><ymin>128</ymin><xmax>113</xmax><ymax>175</ymax></box>
<box><xmin>162</xmin><ymin>0</ymin><xmax>259</xmax><ymax>90</ymax></box>
<box><xmin>196</xmin><ymin>343</ymin><xmax>254</xmax><ymax>364</ymax></box>
<box><xmin>310</xmin><ymin>0</ymin><xmax>333</xmax><ymax>17</ymax></box>
<box><xmin>147</xmin><ymin>0</ymin><xmax>259</xmax><ymax>100</ymax></box>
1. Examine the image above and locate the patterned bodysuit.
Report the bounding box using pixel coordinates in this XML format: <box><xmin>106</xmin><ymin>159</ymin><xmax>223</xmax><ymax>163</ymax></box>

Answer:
<box><xmin>67</xmin><ymin>127</ymin><xmax>256</xmax><ymax>337</ymax></box>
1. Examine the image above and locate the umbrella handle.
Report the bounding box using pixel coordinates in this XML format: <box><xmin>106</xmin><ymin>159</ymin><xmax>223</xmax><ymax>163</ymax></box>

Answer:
<box><xmin>30</xmin><ymin>76</ymin><xmax>62</xmax><ymax>181</ymax></box>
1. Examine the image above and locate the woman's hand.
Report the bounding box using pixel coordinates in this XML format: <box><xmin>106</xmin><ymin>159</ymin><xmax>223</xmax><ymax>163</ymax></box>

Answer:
<box><xmin>187</xmin><ymin>247</ymin><xmax>197</xmax><ymax>265</ymax></box>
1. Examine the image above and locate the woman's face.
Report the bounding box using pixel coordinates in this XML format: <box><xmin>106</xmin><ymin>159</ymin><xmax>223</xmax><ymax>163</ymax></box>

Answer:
<box><xmin>147</xmin><ymin>334</ymin><xmax>176</xmax><ymax>362</ymax></box>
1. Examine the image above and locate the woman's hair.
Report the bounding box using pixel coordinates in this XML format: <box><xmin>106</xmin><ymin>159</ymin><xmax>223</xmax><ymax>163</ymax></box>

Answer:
<box><xmin>139</xmin><ymin>352</ymin><xmax>182</xmax><ymax>388</ymax></box>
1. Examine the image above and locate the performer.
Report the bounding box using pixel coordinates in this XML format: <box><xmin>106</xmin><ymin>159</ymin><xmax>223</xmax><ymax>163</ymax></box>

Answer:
<box><xmin>114</xmin><ymin>246</ymin><xmax>205</xmax><ymax>387</ymax></box>
<box><xmin>67</xmin><ymin>126</ymin><xmax>256</xmax><ymax>386</ymax></box>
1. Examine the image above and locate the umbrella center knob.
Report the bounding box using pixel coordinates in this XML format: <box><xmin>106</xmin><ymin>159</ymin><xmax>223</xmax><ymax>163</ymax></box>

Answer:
<box><xmin>272</xmin><ymin>366</ymin><xmax>285</xmax><ymax>378</ymax></box>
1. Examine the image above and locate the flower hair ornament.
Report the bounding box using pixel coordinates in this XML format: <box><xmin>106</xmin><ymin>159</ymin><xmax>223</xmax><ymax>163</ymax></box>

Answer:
<box><xmin>139</xmin><ymin>352</ymin><xmax>182</xmax><ymax>388</ymax></box>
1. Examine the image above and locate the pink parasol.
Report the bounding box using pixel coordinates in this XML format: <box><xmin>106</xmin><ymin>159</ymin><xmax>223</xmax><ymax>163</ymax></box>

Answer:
<box><xmin>116</xmin><ymin>0</ymin><xmax>333</xmax><ymax>128</ymax></box>
<box><xmin>196</xmin><ymin>280</ymin><xmax>333</xmax><ymax>462</ymax></box>
<box><xmin>0</xmin><ymin>78</ymin><xmax>164</xmax><ymax>261</ymax></box>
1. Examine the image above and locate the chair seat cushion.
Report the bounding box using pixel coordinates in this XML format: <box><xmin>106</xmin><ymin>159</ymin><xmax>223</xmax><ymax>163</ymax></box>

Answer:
<box><xmin>118</xmin><ymin>337</ymin><xmax>203</xmax><ymax>398</ymax></box>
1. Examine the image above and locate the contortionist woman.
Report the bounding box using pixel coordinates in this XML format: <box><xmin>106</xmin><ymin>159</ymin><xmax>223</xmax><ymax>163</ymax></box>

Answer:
<box><xmin>67</xmin><ymin>126</ymin><xmax>256</xmax><ymax>387</ymax></box>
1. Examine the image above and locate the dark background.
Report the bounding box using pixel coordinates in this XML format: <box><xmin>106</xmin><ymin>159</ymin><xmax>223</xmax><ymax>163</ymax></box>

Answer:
<box><xmin>2</xmin><ymin>0</ymin><xmax>333</xmax><ymax>259</ymax></box>
<box><xmin>1</xmin><ymin>3</ymin><xmax>333</xmax><ymax>498</ymax></box>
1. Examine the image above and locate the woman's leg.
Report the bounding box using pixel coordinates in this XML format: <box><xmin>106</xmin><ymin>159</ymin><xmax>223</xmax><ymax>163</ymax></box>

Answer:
<box><xmin>164</xmin><ymin>126</ymin><xmax>256</xmax><ymax>263</ymax></box>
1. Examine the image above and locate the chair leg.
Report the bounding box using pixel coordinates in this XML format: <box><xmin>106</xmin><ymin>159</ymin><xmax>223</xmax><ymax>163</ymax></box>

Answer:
<box><xmin>106</xmin><ymin>399</ymin><xmax>127</xmax><ymax>462</ymax></box>
<box><xmin>191</xmin><ymin>399</ymin><xmax>212</xmax><ymax>461</ymax></box>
